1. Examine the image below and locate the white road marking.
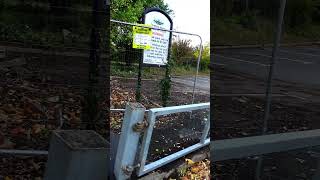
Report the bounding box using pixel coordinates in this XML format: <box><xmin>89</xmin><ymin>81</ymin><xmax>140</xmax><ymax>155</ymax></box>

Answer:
<box><xmin>211</xmin><ymin>62</ymin><xmax>226</xmax><ymax>66</ymax></box>
<box><xmin>286</xmin><ymin>93</ymin><xmax>307</xmax><ymax>100</ymax></box>
<box><xmin>264</xmin><ymin>48</ymin><xmax>320</xmax><ymax>58</ymax></box>
<box><xmin>236</xmin><ymin>52</ymin><xmax>313</xmax><ymax>64</ymax></box>
<box><xmin>214</xmin><ymin>54</ymin><xmax>270</xmax><ymax>67</ymax></box>
<box><xmin>211</xmin><ymin>93</ymin><xmax>287</xmax><ymax>97</ymax></box>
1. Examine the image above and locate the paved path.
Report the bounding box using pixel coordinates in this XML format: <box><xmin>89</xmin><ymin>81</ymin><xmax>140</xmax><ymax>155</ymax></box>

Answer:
<box><xmin>172</xmin><ymin>75</ymin><xmax>210</xmax><ymax>93</ymax></box>
<box><xmin>212</xmin><ymin>45</ymin><xmax>320</xmax><ymax>88</ymax></box>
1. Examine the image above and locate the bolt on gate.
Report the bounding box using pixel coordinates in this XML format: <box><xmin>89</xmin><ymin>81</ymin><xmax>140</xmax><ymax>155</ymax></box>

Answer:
<box><xmin>114</xmin><ymin>102</ymin><xmax>210</xmax><ymax>179</ymax></box>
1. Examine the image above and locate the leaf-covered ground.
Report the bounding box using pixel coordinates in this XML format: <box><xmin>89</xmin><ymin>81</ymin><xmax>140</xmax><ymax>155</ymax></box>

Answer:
<box><xmin>178</xmin><ymin>159</ymin><xmax>210</xmax><ymax>180</ymax></box>
<box><xmin>1</xmin><ymin>73</ymin><xmax>209</xmax><ymax>178</ymax></box>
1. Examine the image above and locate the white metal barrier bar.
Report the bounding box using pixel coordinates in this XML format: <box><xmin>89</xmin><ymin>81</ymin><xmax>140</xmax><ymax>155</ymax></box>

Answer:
<box><xmin>147</xmin><ymin>102</ymin><xmax>209</xmax><ymax>116</ymax></box>
<box><xmin>110</xmin><ymin>108</ymin><xmax>150</xmax><ymax>112</ymax></box>
<box><xmin>0</xmin><ymin>149</ymin><xmax>48</xmax><ymax>156</ymax></box>
<box><xmin>142</xmin><ymin>138</ymin><xmax>210</xmax><ymax>175</ymax></box>
<box><xmin>211</xmin><ymin>129</ymin><xmax>320</xmax><ymax>162</ymax></box>
<box><xmin>137</xmin><ymin>103</ymin><xmax>210</xmax><ymax>176</ymax></box>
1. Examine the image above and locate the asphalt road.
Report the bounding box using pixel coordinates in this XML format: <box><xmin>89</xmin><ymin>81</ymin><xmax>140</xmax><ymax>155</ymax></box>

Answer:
<box><xmin>172</xmin><ymin>75</ymin><xmax>210</xmax><ymax>93</ymax></box>
<box><xmin>212</xmin><ymin>45</ymin><xmax>320</xmax><ymax>88</ymax></box>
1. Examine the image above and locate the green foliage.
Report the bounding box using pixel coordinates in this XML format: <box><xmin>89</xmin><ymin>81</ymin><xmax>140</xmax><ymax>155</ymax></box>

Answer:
<box><xmin>159</xmin><ymin>61</ymin><xmax>172</xmax><ymax>107</ymax></box>
<box><xmin>239</xmin><ymin>11</ymin><xmax>258</xmax><ymax>30</ymax></box>
<box><xmin>0</xmin><ymin>0</ymin><xmax>95</xmax><ymax>47</ymax></box>
<box><xmin>285</xmin><ymin>0</ymin><xmax>316</xmax><ymax>28</ymax></box>
<box><xmin>171</xmin><ymin>39</ymin><xmax>194</xmax><ymax>66</ymax></box>
<box><xmin>194</xmin><ymin>43</ymin><xmax>210</xmax><ymax>71</ymax></box>
<box><xmin>213</xmin><ymin>0</ymin><xmax>320</xmax><ymax>45</ymax></box>
<box><xmin>212</xmin><ymin>0</ymin><xmax>234</xmax><ymax>17</ymax></box>
<box><xmin>213</xmin><ymin>0</ymin><xmax>320</xmax><ymax>28</ymax></box>
<box><xmin>111</xmin><ymin>0</ymin><xmax>172</xmax><ymax>56</ymax></box>
<box><xmin>111</xmin><ymin>0</ymin><xmax>172</xmax><ymax>21</ymax></box>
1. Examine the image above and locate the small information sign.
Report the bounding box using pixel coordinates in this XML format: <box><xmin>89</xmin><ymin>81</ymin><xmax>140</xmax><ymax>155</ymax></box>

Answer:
<box><xmin>132</xmin><ymin>25</ymin><xmax>152</xmax><ymax>50</ymax></box>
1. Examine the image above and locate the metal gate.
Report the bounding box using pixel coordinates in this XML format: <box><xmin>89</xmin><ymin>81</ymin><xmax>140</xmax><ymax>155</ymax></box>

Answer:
<box><xmin>113</xmin><ymin>102</ymin><xmax>210</xmax><ymax>179</ymax></box>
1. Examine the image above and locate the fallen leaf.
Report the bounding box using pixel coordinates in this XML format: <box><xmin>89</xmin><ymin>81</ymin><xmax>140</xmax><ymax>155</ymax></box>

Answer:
<box><xmin>191</xmin><ymin>166</ymin><xmax>200</xmax><ymax>173</ymax></box>
<box><xmin>11</xmin><ymin>127</ymin><xmax>26</xmax><ymax>135</ymax></box>
<box><xmin>47</xmin><ymin>96</ymin><xmax>60</xmax><ymax>103</ymax></box>
<box><xmin>185</xmin><ymin>158</ymin><xmax>195</xmax><ymax>165</ymax></box>
<box><xmin>32</xmin><ymin>124</ymin><xmax>45</xmax><ymax>134</ymax></box>
<box><xmin>5</xmin><ymin>176</ymin><xmax>12</xmax><ymax>180</ymax></box>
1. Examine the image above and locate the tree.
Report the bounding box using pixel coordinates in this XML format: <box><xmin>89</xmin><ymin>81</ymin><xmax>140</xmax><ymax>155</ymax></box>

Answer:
<box><xmin>171</xmin><ymin>38</ymin><xmax>195</xmax><ymax>66</ymax></box>
<box><xmin>111</xmin><ymin>0</ymin><xmax>172</xmax><ymax>21</ymax></box>
<box><xmin>212</xmin><ymin>0</ymin><xmax>234</xmax><ymax>17</ymax></box>
<box><xmin>285</xmin><ymin>0</ymin><xmax>316</xmax><ymax>28</ymax></box>
<box><xmin>111</xmin><ymin>0</ymin><xmax>172</xmax><ymax>50</ymax></box>
<box><xmin>194</xmin><ymin>43</ymin><xmax>210</xmax><ymax>71</ymax></box>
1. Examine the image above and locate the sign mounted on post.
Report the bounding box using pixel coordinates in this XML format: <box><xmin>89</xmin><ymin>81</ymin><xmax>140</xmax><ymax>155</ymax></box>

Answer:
<box><xmin>142</xmin><ymin>8</ymin><xmax>173</xmax><ymax>66</ymax></box>
<box><xmin>132</xmin><ymin>25</ymin><xmax>152</xmax><ymax>50</ymax></box>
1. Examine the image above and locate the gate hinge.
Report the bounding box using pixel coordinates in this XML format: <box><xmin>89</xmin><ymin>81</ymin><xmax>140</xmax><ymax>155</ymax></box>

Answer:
<box><xmin>133</xmin><ymin>120</ymin><xmax>149</xmax><ymax>132</ymax></box>
<box><xmin>122</xmin><ymin>164</ymin><xmax>140</xmax><ymax>176</ymax></box>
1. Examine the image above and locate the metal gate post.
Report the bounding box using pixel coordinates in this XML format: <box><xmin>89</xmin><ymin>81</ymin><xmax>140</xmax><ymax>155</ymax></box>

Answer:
<box><xmin>200</xmin><ymin>116</ymin><xmax>210</xmax><ymax>144</ymax></box>
<box><xmin>312</xmin><ymin>156</ymin><xmax>320</xmax><ymax>180</ymax></box>
<box><xmin>114</xmin><ymin>103</ymin><xmax>146</xmax><ymax>180</ymax></box>
<box><xmin>256</xmin><ymin>0</ymin><xmax>287</xmax><ymax>179</ymax></box>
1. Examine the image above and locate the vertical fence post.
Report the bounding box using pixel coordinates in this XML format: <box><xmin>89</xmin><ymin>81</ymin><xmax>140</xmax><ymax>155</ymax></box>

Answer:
<box><xmin>191</xmin><ymin>41</ymin><xmax>203</xmax><ymax>104</ymax></box>
<box><xmin>200</xmin><ymin>115</ymin><xmax>210</xmax><ymax>144</ymax></box>
<box><xmin>114</xmin><ymin>103</ymin><xmax>146</xmax><ymax>179</ymax></box>
<box><xmin>83</xmin><ymin>0</ymin><xmax>104</xmax><ymax>130</ymax></box>
<box><xmin>256</xmin><ymin>0</ymin><xmax>287</xmax><ymax>179</ymax></box>
<box><xmin>136</xmin><ymin>60</ymin><xmax>142</xmax><ymax>102</ymax></box>
<box><xmin>312</xmin><ymin>156</ymin><xmax>320</xmax><ymax>180</ymax></box>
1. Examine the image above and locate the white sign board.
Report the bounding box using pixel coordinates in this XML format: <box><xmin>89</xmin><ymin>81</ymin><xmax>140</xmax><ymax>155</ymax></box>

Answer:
<box><xmin>143</xmin><ymin>11</ymin><xmax>172</xmax><ymax>66</ymax></box>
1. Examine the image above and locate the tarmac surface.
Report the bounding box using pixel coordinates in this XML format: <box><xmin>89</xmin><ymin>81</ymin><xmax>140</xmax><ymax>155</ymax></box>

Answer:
<box><xmin>213</xmin><ymin>45</ymin><xmax>320</xmax><ymax>88</ymax></box>
<box><xmin>172</xmin><ymin>75</ymin><xmax>210</xmax><ymax>94</ymax></box>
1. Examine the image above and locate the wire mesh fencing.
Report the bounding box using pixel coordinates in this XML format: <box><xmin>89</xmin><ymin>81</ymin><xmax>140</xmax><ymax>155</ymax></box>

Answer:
<box><xmin>212</xmin><ymin>0</ymin><xmax>320</xmax><ymax>179</ymax></box>
<box><xmin>0</xmin><ymin>1</ymin><xmax>109</xmax><ymax>175</ymax></box>
<box><xmin>110</xmin><ymin>20</ymin><xmax>210</xmax><ymax>133</ymax></box>
<box><xmin>146</xmin><ymin>108</ymin><xmax>210</xmax><ymax>162</ymax></box>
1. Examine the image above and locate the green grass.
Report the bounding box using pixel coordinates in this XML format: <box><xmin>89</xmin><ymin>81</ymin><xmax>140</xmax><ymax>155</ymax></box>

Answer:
<box><xmin>111</xmin><ymin>62</ymin><xmax>209</xmax><ymax>79</ymax></box>
<box><xmin>213</xmin><ymin>16</ymin><xmax>320</xmax><ymax>46</ymax></box>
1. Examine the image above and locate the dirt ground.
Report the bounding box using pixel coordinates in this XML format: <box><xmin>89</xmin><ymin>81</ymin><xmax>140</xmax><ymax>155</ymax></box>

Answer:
<box><xmin>0</xmin><ymin>48</ymin><xmax>210</xmax><ymax>178</ymax></box>
<box><xmin>212</xmin><ymin>67</ymin><xmax>320</xmax><ymax>179</ymax></box>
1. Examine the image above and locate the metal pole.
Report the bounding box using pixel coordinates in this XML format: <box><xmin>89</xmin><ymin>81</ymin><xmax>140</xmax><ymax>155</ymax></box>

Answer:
<box><xmin>245</xmin><ymin>0</ymin><xmax>249</xmax><ymax>12</ymax></box>
<box><xmin>110</xmin><ymin>19</ymin><xmax>202</xmax><ymax>38</ymax></box>
<box><xmin>255</xmin><ymin>0</ymin><xmax>286</xmax><ymax>179</ymax></box>
<box><xmin>191</xmin><ymin>43</ymin><xmax>203</xmax><ymax>104</ymax></box>
<box><xmin>136</xmin><ymin>57</ymin><xmax>142</xmax><ymax>102</ymax></box>
<box><xmin>84</xmin><ymin>0</ymin><xmax>104</xmax><ymax>130</ymax></box>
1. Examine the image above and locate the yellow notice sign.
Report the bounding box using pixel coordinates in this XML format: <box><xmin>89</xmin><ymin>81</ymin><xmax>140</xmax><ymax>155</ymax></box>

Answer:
<box><xmin>132</xmin><ymin>25</ymin><xmax>152</xmax><ymax>50</ymax></box>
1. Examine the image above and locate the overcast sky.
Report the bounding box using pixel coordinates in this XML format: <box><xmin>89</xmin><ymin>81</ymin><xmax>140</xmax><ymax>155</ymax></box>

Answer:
<box><xmin>164</xmin><ymin>0</ymin><xmax>210</xmax><ymax>44</ymax></box>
